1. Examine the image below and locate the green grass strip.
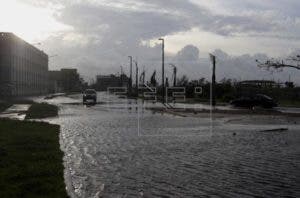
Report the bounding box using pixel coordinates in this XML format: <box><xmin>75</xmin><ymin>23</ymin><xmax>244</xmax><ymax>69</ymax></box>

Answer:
<box><xmin>0</xmin><ymin>119</ymin><xmax>68</xmax><ymax>198</ymax></box>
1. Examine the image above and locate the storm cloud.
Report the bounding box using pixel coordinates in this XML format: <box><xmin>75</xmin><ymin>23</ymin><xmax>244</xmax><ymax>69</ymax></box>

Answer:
<box><xmin>17</xmin><ymin>0</ymin><xmax>300</xmax><ymax>84</ymax></box>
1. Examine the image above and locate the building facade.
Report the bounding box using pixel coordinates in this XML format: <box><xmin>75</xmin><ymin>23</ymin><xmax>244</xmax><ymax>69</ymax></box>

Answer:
<box><xmin>60</xmin><ymin>69</ymin><xmax>80</xmax><ymax>92</ymax></box>
<box><xmin>48</xmin><ymin>68</ymin><xmax>83</xmax><ymax>93</ymax></box>
<box><xmin>48</xmin><ymin>70</ymin><xmax>64</xmax><ymax>93</ymax></box>
<box><xmin>96</xmin><ymin>74</ymin><xmax>129</xmax><ymax>91</ymax></box>
<box><xmin>0</xmin><ymin>32</ymin><xmax>49</xmax><ymax>97</ymax></box>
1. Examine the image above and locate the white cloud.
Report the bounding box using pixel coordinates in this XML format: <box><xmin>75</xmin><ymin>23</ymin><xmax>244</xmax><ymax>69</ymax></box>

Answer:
<box><xmin>10</xmin><ymin>0</ymin><xmax>300</xmax><ymax>84</ymax></box>
<box><xmin>0</xmin><ymin>0</ymin><xmax>70</xmax><ymax>42</ymax></box>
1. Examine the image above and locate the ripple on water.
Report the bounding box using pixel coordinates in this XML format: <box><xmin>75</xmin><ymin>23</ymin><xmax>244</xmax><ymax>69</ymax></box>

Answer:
<box><xmin>45</xmin><ymin>93</ymin><xmax>300</xmax><ymax>198</ymax></box>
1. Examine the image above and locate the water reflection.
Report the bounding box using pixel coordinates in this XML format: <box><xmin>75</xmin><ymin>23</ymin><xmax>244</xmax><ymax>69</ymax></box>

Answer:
<box><xmin>44</xmin><ymin>92</ymin><xmax>300</xmax><ymax>198</ymax></box>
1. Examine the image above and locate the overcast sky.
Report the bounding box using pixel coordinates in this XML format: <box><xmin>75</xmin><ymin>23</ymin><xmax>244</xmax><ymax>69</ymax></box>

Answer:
<box><xmin>1</xmin><ymin>0</ymin><xmax>300</xmax><ymax>83</ymax></box>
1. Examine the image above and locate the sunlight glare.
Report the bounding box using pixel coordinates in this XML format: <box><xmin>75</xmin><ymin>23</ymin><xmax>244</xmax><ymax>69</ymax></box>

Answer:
<box><xmin>0</xmin><ymin>0</ymin><xmax>70</xmax><ymax>42</ymax></box>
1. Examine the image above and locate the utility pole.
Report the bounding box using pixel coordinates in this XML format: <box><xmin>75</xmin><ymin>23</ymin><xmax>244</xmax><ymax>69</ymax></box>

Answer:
<box><xmin>120</xmin><ymin>65</ymin><xmax>123</xmax><ymax>86</ymax></box>
<box><xmin>142</xmin><ymin>71</ymin><xmax>145</xmax><ymax>86</ymax></box>
<box><xmin>134</xmin><ymin>60</ymin><xmax>139</xmax><ymax>95</ymax></box>
<box><xmin>159</xmin><ymin>38</ymin><xmax>165</xmax><ymax>103</ymax></box>
<box><xmin>141</xmin><ymin>67</ymin><xmax>145</xmax><ymax>86</ymax></box>
<box><xmin>128</xmin><ymin>56</ymin><xmax>133</xmax><ymax>95</ymax></box>
<box><xmin>209</xmin><ymin>54</ymin><xmax>216</xmax><ymax>107</ymax></box>
<box><xmin>173</xmin><ymin>67</ymin><xmax>177</xmax><ymax>87</ymax></box>
<box><xmin>166</xmin><ymin>77</ymin><xmax>169</xmax><ymax>87</ymax></box>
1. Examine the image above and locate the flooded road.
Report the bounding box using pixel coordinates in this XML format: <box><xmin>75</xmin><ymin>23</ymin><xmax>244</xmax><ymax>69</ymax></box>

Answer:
<box><xmin>0</xmin><ymin>104</ymin><xmax>30</xmax><ymax>120</ymax></box>
<box><xmin>44</xmin><ymin>92</ymin><xmax>300</xmax><ymax>198</ymax></box>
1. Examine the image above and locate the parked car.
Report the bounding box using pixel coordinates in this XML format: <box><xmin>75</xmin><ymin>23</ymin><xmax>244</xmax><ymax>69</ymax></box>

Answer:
<box><xmin>230</xmin><ymin>94</ymin><xmax>277</xmax><ymax>109</ymax></box>
<box><xmin>83</xmin><ymin>89</ymin><xmax>97</xmax><ymax>103</ymax></box>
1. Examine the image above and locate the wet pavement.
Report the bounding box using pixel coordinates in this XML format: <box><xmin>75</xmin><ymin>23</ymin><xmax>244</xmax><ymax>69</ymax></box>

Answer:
<box><xmin>43</xmin><ymin>92</ymin><xmax>300</xmax><ymax>198</ymax></box>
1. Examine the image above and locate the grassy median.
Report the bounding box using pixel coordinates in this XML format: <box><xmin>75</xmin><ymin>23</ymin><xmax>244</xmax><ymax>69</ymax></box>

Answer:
<box><xmin>0</xmin><ymin>119</ymin><xmax>68</xmax><ymax>198</ymax></box>
<box><xmin>26</xmin><ymin>103</ymin><xmax>58</xmax><ymax>119</ymax></box>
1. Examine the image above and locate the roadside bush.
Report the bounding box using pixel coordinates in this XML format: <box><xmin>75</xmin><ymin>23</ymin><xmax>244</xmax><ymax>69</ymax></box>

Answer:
<box><xmin>26</xmin><ymin>103</ymin><xmax>58</xmax><ymax>119</ymax></box>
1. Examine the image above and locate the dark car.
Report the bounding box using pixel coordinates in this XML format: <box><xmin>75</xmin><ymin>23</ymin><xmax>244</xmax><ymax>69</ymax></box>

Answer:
<box><xmin>230</xmin><ymin>94</ymin><xmax>277</xmax><ymax>109</ymax></box>
<box><xmin>83</xmin><ymin>89</ymin><xmax>97</xmax><ymax>103</ymax></box>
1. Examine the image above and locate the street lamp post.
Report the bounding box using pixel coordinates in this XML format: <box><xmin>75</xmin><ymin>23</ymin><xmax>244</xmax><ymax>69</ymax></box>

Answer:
<box><xmin>159</xmin><ymin>38</ymin><xmax>165</xmax><ymax>103</ymax></box>
<box><xmin>134</xmin><ymin>60</ymin><xmax>139</xmax><ymax>96</ymax></box>
<box><xmin>120</xmin><ymin>65</ymin><xmax>123</xmax><ymax>86</ymax></box>
<box><xmin>128</xmin><ymin>56</ymin><xmax>133</xmax><ymax>95</ymax></box>
<box><xmin>209</xmin><ymin>54</ymin><xmax>216</xmax><ymax>107</ymax></box>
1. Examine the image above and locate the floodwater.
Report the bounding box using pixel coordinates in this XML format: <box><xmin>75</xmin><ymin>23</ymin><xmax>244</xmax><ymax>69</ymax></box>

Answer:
<box><xmin>43</xmin><ymin>92</ymin><xmax>300</xmax><ymax>198</ymax></box>
<box><xmin>0</xmin><ymin>104</ymin><xmax>30</xmax><ymax>120</ymax></box>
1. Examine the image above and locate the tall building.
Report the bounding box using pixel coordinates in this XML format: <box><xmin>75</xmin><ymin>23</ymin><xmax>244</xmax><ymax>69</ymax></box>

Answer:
<box><xmin>0</xmin><ymin>32</ymin><xmax>49</xmax><ymax>97</ymax></box>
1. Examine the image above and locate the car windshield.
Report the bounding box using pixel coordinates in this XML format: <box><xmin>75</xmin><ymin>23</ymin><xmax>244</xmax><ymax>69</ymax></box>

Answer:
<box><xmin>257</xmin><ymin>94</ymin><xmax>273</xmax><ymax>100</ymax></box>
<box><xmin>85</xmin><ymin>90</ymin><xmax>96</xmax><ymax>94</ymax></box>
